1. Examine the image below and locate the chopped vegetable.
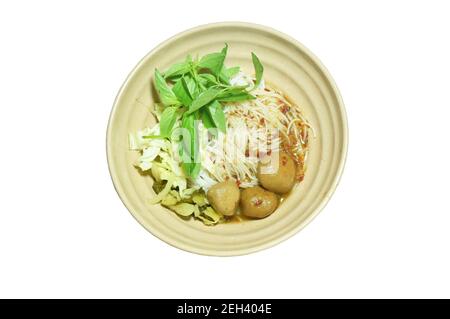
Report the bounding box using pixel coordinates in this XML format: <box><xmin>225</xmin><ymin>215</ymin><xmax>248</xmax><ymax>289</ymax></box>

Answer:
<box><xmin>154</xmin><ymin>69</ymin><xmax>180</xmax><ymax>106</ymax></box>
<box><xmin>159</xmin><ymin>107</ymin><xmax>179</xmax><ymax>138</ymax></box>
<box><xmin>251</xmin><ymin>52</ymin><xmax>264</xmax><ymax>89</ymax></box>
<box><xmin>192</xmin><ymin>192</ymin><xmax>208</xmax><ymax>207</ymax></box>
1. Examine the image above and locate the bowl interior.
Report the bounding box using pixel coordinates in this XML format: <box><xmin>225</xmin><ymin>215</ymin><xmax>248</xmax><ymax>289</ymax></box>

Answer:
<box><xmin>107</xmin><ymin>22</ymin><xmax>347</xmax><ymax>256</ymax></box>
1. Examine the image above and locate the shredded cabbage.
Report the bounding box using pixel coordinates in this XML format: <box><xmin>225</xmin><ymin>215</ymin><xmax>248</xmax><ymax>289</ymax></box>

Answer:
<box><xmin>128</xmin><ymin>121</ymin><xmax>222</xmax><ymax>225</ymax></box>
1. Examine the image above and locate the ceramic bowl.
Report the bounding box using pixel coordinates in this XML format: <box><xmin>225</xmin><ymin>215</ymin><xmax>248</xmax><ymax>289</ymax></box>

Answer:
<box><xmin>107</xmin><ymin>22</ymin><xmax>348</xmax><ymax>256</ymax></box>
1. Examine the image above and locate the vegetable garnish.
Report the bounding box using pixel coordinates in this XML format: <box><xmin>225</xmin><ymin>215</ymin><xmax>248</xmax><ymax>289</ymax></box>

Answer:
<box><xmin>129</xmin><ymin>45</ymin><xmax>312</xmax><ymax>225</ymax></box>
<box><xmin>251</xmin><ymin>52</ymin><xmax>264</xmax><ymax>89</ymax></box>
<box><xmin>155</xmin><ymin>44</ymin><xmax>262</xmax><ymax>178</ymax></box>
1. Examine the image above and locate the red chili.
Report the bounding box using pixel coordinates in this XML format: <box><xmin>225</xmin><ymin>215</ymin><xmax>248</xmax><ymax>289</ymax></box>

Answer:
<box><xmin>254</xmin><ymin>198</ymin><xmax>263</xmax><ymax>206</ymax></box>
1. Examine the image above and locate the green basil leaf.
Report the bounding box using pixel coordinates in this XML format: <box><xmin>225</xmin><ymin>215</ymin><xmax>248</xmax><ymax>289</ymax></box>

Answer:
<box><xmin>218</xmin><ymin>44</ymin><xmax>229</xmax><ymax>83</ymax></box>
<box><xmin>190</xmin><ymin>162</ymin><xmax>201</xmax><ymax>179</ymax></box>
<box><xmin>159</xmin><ymin>107</ymin><xmax>178</xmax><ymax>138</ymax></box>
<box><xmin>201</xmin><ymin>110</ymin><xmax>219</xmax><ymax>139</ymax></box>
<box><xmin>199</xmin><ymin>73</ymin><xmax>218</xmax><ymax>86</ymax></box>
<box><xmin>226</xmin><ymin>66</ymin><xmax>240</xmax><ymax>78</ymax></box>
<box><xmin>172</xmin><ymin>77</ymin><xmax>192</xmax><ymax>107</ymax></box>
<box><xmin>216</xmin><ymin>85</ymin><xmax>247</xmax><ymax>97</ymax></box>
<box><xmin>218</xmin><ymin>65</ymin><xmax>240</xmax><ymax>84</ymax></box>
<box><xmin>181</xmin><ymin>113</ymin><xmax>194</xmax><ymax>152</ymax></box>
<box><xmin>206</xmin><ymin>100</ymin><xmax>226</xmax><ymax>133</ymax></box>
<box><xmin>181</xmin><ymin>113</ymin><xmax>200</xmax><ymax>177</ymax></box>
<box><xmin>221</xmin><ymin>44</ymin><xmax>228</xmax><ymax>56</ymax></box>
<box><xmin>164</xmin><ymin>62</ymin><xmax>190</xmax><ymax>79</ymax></box>
<box><xmin>197</xmin><ymin>44</ymin><xmax>228</xmax><ymax>76</ymax></box>
<box><xmin>182</xmin><ymin>162</ymin><xmax>192</xmax><ymax>177</ymax></box>
<box><xmin>198</xmin><ymin>53</ymin><xmax>224</xmax><ymax>76</ymax></box>
<box><xmin>201</xmin><ymin>109</ymin><xmax>216</xmax><ymax>130</ymax></box>
<box><xmin>154</xmin><ymin>69</ymin><xmax>179</xmax><ymax>106</ymax></box>
<box><xmin>164</xmin><ymin>55</ymin><xmax>193</xmax><ymax>79</ymax></box>
<box><xmin>218</xmin><ymin>66</ymin><xmax>230</xmax><ymax>85</ymax></box>
<box><xmin>186</xmin><ymin>88</ymin><xmax>220</xmax><ymax>114</ymax></box>
<box><xmin>251</xmin><ymin>52</ymin><xmax>264</xmax><ymax>88</ymax></box>
<box><xmin>218</xmin><ymin>92</ymin><xmax>256</xmax><ymax>102</ymax></box>
<box><xmin>181</xmin><ymin>162</ymin><xmax>200</xmax><ymax>179</ymax></box>
<box><xmin>183</xmin><ymin>76</ymin><xmax>197</xmax><ymax>99</ymax></box>
<box><xmin>220</xmin><ymin>85</ymin><xmax>249</xmax><ymax>93</ymax></box>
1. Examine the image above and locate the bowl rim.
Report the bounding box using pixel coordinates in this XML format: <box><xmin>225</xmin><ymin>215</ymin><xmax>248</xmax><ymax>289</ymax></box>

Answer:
<box><xmin>106</xmin><ymin>21</ymin><xmax>349</xmax><ymax>256</ymax></box>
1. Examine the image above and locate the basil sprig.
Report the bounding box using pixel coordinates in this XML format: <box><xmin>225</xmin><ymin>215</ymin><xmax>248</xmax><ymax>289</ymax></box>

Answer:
<box><xmin>152</xmin><ymin>45</ymin><xmax>264</xmax><ymax>178</ymax></box>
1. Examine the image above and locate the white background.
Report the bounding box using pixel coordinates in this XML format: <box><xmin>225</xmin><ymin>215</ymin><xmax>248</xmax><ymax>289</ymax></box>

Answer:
<box><xmin>1</xmin><ymin>0</ymin><xmax>449</xmax><ymax>298</ymax></box>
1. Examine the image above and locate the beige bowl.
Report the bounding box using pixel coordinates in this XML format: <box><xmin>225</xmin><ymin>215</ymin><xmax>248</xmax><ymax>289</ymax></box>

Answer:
<box><xmin>107</xmin><ymin>22</ymin><xmax>348</xmax><ymax>256</ymax></box>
